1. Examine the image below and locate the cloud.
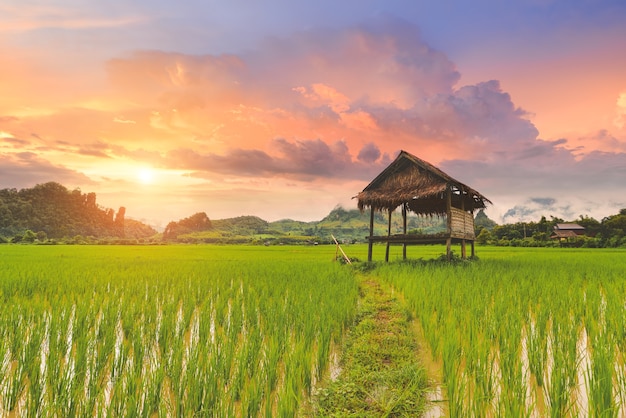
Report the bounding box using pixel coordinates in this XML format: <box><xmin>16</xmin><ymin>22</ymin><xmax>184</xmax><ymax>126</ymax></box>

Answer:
<box><xmin>0</xmin><ymin>152</ymin><xmax>94</xmax><ymax>189</ymax></box>
<box><xmin>357</xmin><ymin>142</ymin><xmax>382</xmax><ymax>163</ymax></box>
<box><xmin>1</xmin><ymin>134</ymin><xmax>31</xmax><ymax>148</ymax></box>
<box><xmin>501</xmin><ymin>197</ymin><xmax>572</xmax><ymax>223</ymax></box>
<box><xmin>565</xmin><ymin>129</ymin><xmax>626</xmax><ymax>155</ymax></box>
<box><xmin>166</xmin><ymin>139</ymin><xmax>390</xmax><ymax>181</ymax></box>
<box><xmin>98</xmin><ymin>17</ymin><xmax>465</xmax><ymax>154</ymax></box>
<box><xmin>530</xmin><ymin>197</ymin><xmax>556</xmax><ymax>206</ymax></box>
<box><xmin>113</xmin><ymin>117</ymin><xmax>136</xmax><ymax>124</ymax></box>
<box><xmin>442</xmin><ymin>148</ymin><xmax>626</xmax><ymax>222</ymax></box>
<box><xmin>96</xmin><ymin>21</ymin><xmax>544</xmax><ymax>169</ymax></box>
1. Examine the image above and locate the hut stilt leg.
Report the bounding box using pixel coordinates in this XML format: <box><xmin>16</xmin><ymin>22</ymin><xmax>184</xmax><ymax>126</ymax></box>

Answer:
<box><xmin>385</xmin><ymin>209</ymin><xmax>392</xmax><ymax>262</ymax></box>
<box><xmin>368</xmin><ymin>207</ymin><xmax>374</xmax><ymax>262</ymax></box>
<box><xmin>471</xmin><ymin>241</ymin><xmax>475</xmax><ymax>258</ymax></box>
<box><xmin>461</xmin><ymin>239</ymin><xmax>466</xmax><ymax>259</ymax></box>
<box><xmin>446</xmin><ymin>237</ymin><xmax>452</xmax><ymax>260</ymax></box>
<box><xmin>402</xmin><ymin>204</ymin><xmax>407</xmax><ymax>260</ymax></box>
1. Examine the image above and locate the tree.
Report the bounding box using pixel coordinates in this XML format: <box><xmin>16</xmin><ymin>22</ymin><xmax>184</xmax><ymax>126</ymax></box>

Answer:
<box><xmin>476</xmin><ymin>228</ymin><xmax>493</xmax><ymax>245</ymax></box>
<box><xmin>23</xmin><ymin>230</ymin><xmax>36</xmax><ymax>243</ymax></box>
<box><xmin>576</xmin><ymin>215</ymin><xmax>601</xmax><ymax>237</ymax></box>
<box><xmin>163</xmin><ymin>212</ymin><xmax>212</xmax><ymax>240</ymax></box>
<box><xmin>537</xmin><ymin>216</ymin><xmax>549</xmax><ymax>233</ymax></box>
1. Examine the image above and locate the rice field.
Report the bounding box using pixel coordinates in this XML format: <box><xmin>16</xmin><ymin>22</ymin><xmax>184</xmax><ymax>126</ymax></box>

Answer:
<box><xmin>0</xmin><ymin>245</ymin><xmax>358</xmax><ymax>417</ymax></box>
<box><xmin>3</xmin><ymin>243</ymin><xmax>626</xmax><ymax>417</ymax></box>
<box><xmin>374</xmin><ymin>246</ymin><xmax>626</xmax><ymax>417</ymax></box>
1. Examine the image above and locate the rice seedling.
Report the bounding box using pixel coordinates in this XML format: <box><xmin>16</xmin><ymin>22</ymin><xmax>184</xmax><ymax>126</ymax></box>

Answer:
<box><xmin>0</xmin><ymin>244</ymin><xmax>358</xmax><ymax>416</ymax></box>
<box><xmin>372</xmin><ymin>246</ymin><xmax>626</xmax><ymax>417</ymax></box>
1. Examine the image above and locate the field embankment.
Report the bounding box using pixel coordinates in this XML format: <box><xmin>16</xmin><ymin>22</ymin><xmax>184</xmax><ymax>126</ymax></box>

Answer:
<box><xmin>306</xmin><ymin>275</ymin><xmax>429</xmax><ymax>416</ymax></box>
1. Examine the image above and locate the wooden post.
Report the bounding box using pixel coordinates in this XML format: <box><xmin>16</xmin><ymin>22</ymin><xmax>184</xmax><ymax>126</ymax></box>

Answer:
<box><xmin>461</xmin><ymin>187</ymin><xmax>466</xmax><ymax>259</ymax></box>
<box><xmin>385</xmin><ymin>209</ymin><xmax>392</xmax><ymax>262</ymax></box>
<box><xmin>402</xmin><ymin>204</ymin><xmax>407</xmax><ymax>260</ymax></box>
<box><xmin>446</xmin><ymin>186</ymin><xmax>452</xmax><ymax>260</ymax></box>
<box><xmin>471</xmin><ymin>209</ymin><xmax>476</xmax><ymax>258</ymax></box>
<box><xmin>368</xmin><ymin>206</ymin><xmax>374</xmax><ymax>262</ymax></box>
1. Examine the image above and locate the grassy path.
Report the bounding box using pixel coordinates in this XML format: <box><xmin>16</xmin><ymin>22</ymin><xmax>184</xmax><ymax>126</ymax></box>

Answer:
<box><xmin>305</xmin><ymin>275</ymin><xmax>431</xmax><ymax>417</ymax></box>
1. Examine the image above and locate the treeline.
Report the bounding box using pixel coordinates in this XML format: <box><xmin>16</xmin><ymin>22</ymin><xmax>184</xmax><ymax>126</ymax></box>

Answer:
<box><xmin>162</xmin><ymin>212</ymin><xmax>212</xmax><ymax>240</ymax></box>
<box><xmin>475</xmin><ymin>209</ymin><xmax>626</xmax><ymax>248</ymax></box>
<box><xmin>4</xmin><ymin>182</ymin><xmax>626</xmax><ymax>248</ymax></box>
<box><xmin>0</xmin><ymin>182</ymin><xmax>156</xmax><ymax>243</ymax></box>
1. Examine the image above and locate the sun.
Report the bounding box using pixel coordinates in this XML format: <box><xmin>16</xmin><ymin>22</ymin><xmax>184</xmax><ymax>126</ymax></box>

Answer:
<box><xmin>137</xmin><ymin>167</ymin><xmax>155</xmax><ymax>184</ymax></box>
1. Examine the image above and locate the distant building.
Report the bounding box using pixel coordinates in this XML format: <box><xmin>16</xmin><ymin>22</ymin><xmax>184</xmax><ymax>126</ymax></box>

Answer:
<box><xmin>551</xmin><ymin>223</ymin><xmax>586</xmax><ymax>245</ymax></box>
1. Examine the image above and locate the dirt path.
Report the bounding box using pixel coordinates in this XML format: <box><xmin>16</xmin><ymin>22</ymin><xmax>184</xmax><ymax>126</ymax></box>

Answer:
<box><xmin>305</xmin><ymin>275</ymin><xmax>443</xmax><ymax>417</ymax></box>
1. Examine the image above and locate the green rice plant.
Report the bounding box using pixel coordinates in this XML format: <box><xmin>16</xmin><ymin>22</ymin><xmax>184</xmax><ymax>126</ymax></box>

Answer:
<box><xmin>526</xmin><ymin>310</ymin><xmax>549</xmax><ymax>388</ymax></box>
<box><xmin>0</xmin><ymin>244</ymin><xmax>359</xmax><ymax>415</ymax></box>
<box><xmin>586</xmin><ymin>329</ymin><xmax>618</xmax><ymax>417</ymax></box>
<box><xmin>372</xmin><ymin>246</ymin><xmax>626</xmax><ymax>418</ymax></box>
<box><xmin>1</xmin><ymin>355</ymin><xmax>25</xmax><ymax>414</ymax></box>
<box><xmin>543</xmin><ymin>318</ymin><xmax>578</xmax><ymax>417</ymax></box>
<box><xmin>441</xmin><ymin>319</ymin><xmax>466</xmax><ymax>417</ymax></box>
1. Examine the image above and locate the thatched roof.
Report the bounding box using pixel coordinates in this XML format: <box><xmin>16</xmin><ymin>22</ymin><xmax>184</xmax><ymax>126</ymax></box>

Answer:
<box><xmin>550</xmin><ymin>230</ymin><xmax>579</xmax><ymax>239</ymax></box>
<box><xmin>356</xmin><ymin>150</ymin><xmax>491</xmax><ymax>215</ymax></box>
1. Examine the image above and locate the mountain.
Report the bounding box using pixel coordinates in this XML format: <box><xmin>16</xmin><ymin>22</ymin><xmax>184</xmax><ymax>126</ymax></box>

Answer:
<box><xmin>162</xmin><ymin>205</ymin><xmax>447</xmax><ymax>244</ymax></box>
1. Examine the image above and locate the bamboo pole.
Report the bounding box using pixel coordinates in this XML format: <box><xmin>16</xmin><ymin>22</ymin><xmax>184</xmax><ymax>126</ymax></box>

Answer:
<box><xmin>331</xmin><ymin>234</ymin><xmax>352</xmax><ymax>264</ymax></box>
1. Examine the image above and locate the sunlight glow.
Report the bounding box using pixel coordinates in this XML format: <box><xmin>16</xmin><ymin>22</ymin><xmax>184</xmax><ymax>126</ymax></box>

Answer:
<box><xmin>137</xmin><ymin>168</ymin><xmax>155</xmax><ymax>184</ymax></box>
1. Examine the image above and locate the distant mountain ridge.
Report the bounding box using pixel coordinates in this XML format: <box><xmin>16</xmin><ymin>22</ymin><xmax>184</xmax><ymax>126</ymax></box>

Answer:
<box><xmin>165</xmin><ymin>206</ymin><xmax>447</xmax><ymax>244</ymax></box>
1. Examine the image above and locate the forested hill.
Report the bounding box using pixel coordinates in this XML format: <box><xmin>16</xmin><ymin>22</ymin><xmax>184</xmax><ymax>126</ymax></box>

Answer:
<box><xmin>163</xmin><ymin>206</ymin><xmax>447</xmax><ymax>244</ymax></box>
<box><xmin>0</xmin><ymin>182</ymin><xmax>156</xmax><ymax>241</ymax></box>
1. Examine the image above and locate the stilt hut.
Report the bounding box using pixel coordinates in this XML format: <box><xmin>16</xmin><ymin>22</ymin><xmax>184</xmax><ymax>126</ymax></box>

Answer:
<box><xmin>356</xmin><ymin>150</ymin><xmax>491</xmax><ymax>261</ymax></box>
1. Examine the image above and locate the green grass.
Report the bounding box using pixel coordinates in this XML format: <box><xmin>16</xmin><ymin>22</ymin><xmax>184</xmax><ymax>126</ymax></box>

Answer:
<box><xmin>307</xmin><ymin>276</ymin><xmax>428</xmax><ymax>417</ymax></box>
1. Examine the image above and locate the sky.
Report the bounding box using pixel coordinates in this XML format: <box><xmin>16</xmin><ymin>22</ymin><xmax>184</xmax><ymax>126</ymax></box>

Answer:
<box><xmin>1</xmin><ymin>0</ymin><xmax>626</xmax><ymax>228</ymax></box>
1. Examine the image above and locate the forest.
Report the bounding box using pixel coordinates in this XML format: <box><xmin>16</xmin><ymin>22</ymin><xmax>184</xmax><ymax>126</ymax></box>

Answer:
<box><xmin>0</xmin><ymin>182</ymin><xmax>156</xmax><ymax>243</ymax></box>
